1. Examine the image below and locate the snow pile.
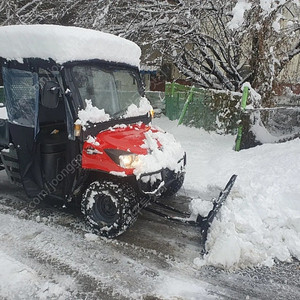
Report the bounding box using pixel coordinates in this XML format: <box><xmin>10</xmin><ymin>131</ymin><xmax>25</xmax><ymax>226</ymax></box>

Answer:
<box><xmin>77</xmin><ymin>99</ymin><xmax>110</xmax><ymax>127</ymax></box>
<box><xmin>0</xmin><ymin>107</ymin><xmax>7</xmax><ymax>119</ymax></box>
<box><xmin>123</xmin><ymin>97</ymin><xmax>153</xmax><ymax>118</ymax></box>
<box><xmin>133</xmin><ymin>128</ymin><xmax>185</xmax><ymax>183</ymax></box>
<box><xmin>154</xmin><ymin>116</ymin><xmax>300</xmax><ymax>269</ymax></box>
<box><xmin>0</xmin><ymin>25</ymin><xmax>141</xmax><ymax>67</ymax></box>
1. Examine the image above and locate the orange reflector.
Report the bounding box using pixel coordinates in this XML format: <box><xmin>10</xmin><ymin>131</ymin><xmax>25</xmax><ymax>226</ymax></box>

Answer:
<box><xmin>150</xmin><ymin>109</ymin><xmax>155</xmax><ymax>119</ymax></box>
<box><xmin>74</xmin><ymin>124</ymin><xmax>81</xmax><ymax>137</ymax></box>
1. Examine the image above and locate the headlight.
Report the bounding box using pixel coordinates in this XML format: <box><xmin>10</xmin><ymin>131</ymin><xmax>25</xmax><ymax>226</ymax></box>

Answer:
<box><xmin>105</xmin><ymin>149</ymin><xmax>141</xmax><ymax>169</ymax></box>
<box><xmin>119</xmin><ymin>154</ymin><xmax>140</xmax><ymax>169</ymax></box>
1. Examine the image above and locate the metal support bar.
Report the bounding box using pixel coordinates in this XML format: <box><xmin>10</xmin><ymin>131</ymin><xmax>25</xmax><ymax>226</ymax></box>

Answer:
<box><xmin>144</xmin><ymin>175</ymin><xmax>238</xmax><ymax>252</ymax></box>
<box><xmin>152</xmin><ymin>200</ymin><xmax>190</xmax><ymax>217</ymax></box>
<box><xmin>144</xmin><ymin>206</ymin><xmax>199</xmax><ymax>226</ymax></box>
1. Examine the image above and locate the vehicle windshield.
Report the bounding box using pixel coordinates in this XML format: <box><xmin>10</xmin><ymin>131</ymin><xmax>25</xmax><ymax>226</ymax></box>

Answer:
<box><xmin>71</xmin><ymin>65</ymin><xmax>143</xmax><ymax>117</ymax></box>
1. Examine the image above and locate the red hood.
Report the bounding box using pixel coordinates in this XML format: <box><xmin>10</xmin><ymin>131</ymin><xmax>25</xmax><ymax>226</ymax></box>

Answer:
<box><xmin>81</xmin><ymin>122</ymin><xmax>161</xmax><ymax>174</ymax></box>
<box><xmin>96</xmin><ymin>123</ymin><xmax>157</xmax><ymax>154</ymax></box>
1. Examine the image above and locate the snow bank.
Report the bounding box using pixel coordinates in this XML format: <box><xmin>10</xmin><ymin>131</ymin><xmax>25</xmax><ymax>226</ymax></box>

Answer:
<box><xmin>154</xmin><ymin>116</ymin><xmax>300</xmax><ymax>269</ymax></box>
<box><xmin>0</xmin><ymin>25</ymin><xmax>141</xmax><ymax>67</ymax></box>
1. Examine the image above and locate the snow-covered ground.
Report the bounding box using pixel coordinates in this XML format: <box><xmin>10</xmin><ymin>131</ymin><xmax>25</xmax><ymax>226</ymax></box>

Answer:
<box><xmin>0</xmin><ymin>115</ymin><xmax>299</xmax><ymax>299</ymax></box>
<box><xmin>157</xmin><ymin>116</ymin><xmax>300</xmax><ymax>269</ymax></box>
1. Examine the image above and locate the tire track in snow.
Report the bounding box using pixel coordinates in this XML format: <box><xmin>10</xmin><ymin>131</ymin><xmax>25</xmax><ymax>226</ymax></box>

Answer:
<box><xmin>0</xmin><ymin>210</ymin><xmax>218</xmax><ymax>299</ymax></box>
<box><xmin>0</xmin><ymin>190</ymin><xmax>299</xmax><ymax>299</ymax></box>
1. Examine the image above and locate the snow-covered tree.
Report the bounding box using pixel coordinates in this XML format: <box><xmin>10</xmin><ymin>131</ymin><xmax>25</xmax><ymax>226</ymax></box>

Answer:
<box><xmin>228</xmin><ymin>0</ymin><xmax>300</xmax><ymax>105</ymax></box>
<box><xmin>0</xmin><ymin>0</ymin><xmax>82</xmax><ymax>26</ymax></box>
<box><xmin>90</xmin><ymin>1</ymin><xmax>243</xmax><ymax>91</ymax></box>
<box><xmin>87</xmin><ymin>0</ymin><xmax>300</xmax><ymax>105</ymax></box>
<box><xmin>1</xmin><ymin>0</ymin><xmax>299</xmax><ymax>105</ymax></box>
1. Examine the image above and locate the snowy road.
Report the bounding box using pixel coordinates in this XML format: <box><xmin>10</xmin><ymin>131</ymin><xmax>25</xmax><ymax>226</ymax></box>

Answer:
<box><xmin>0</xmin><ymin>174</ymin><xmax>299</xmax><ymax>299</ymax></box>
<box><xmin>0</xmin><ymin>116</ymin><xmax>300</xmax><ymax>299</ymax></box>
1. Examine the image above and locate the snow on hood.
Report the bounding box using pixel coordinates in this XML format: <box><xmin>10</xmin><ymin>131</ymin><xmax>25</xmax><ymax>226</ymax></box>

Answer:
<box><xmin>133</xmin><ymin>128</ymin><xmax>185</xmax><ymax>181</ymax></box>
<box><xmin>123</xmin><ymin>97</ymin><xmax>153</xmax><ymax>118</ymax></box>
<box><xmin>76</xmin><ymin>97</ymin><xmax>152</xmax><ymax>128</ymax></box>
<box><xmin>76</xmin><ymin>99</ymin><xmax>110</xmax><ymax>128</ymax></box>
<box><xmin>0</xmin><ymin>25</ymin><xmax>141</xmax><ymax>67</ymax></box>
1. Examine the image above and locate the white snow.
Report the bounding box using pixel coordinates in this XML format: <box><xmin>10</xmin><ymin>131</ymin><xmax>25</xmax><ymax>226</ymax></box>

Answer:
<box><xmin>0</xmin><ymin>25</ymin><xmax>141</xmax><ymax>67</ymax></box>
<box><xmin>228</xmin><ymin>0</ymin><xmax>252</xmax><ymax>30</ymax></box>
<box><xmin>77</xmin><ymin>99</ymin><xmax>110</xmax><ymax>127</ymax></box>
<box><xmin>133</xmin><ymin>128</ymin><xmax>185</xmax><ymax>181</ymax></box>
<box><xmin>259</xmin><ymin>0</ymin><xmax>290</xmax><ymax>15</ymax></box>
<box><xmin>109</xmin><ymin>171</ymin><xmax>127</xmax><ymax>177</ymax></box>
<box><xmin>0</xmin><ymin>106</ymin><xmax>7</xmax><ymax>119</ymax></box>
<box><xmin>242</xmin><ymin>82</ymin><xmax>262</xmax><ymax>105</ymax></box>
<box><xmin>156</xmin><ymin>275</ymin><xmax>215</xmax><ymax>300</ymax></box>
<box><xmin>228</xmin><ymin>0</ymin><xmax>297</xmax><ymax>30</ymax></box>
<box><xmin>86</xmin><ymin>135</ymin><xmax>100</xmax><ymax>146</ymax></box>
<box><xmin>0</xmin><ymin>250</ymin><xmax>76</xmax><ymax>299</ymax></box>
<box><xmin>260</xmin><ymin>0</ymin><xmax>273</xmax><ymax>13</ymax></box>
<box><xmin>77</xmin><ymin>97</ymin><xmax>153</xmax><ymax>127</ymax></box>
<box><xmin>154</xmin><ymin>116</ymin><xmax>300</xmax><ymax>269</ymax></box>
<box><xmin>123</xmin><ymin>97</ymin><xmax>153</xmax><ymax>118</ymax></box>
<box><xmin>272</xmin><ymin>14</ymin><xmax>283</xmax><ymax>32</ymax></box>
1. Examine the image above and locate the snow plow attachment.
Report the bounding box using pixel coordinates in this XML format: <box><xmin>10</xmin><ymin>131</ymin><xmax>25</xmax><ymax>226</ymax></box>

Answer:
<box><xmin>145</xmin><ymin>175</ymin><xmax>237</xmax><ymax>250</ymax></box>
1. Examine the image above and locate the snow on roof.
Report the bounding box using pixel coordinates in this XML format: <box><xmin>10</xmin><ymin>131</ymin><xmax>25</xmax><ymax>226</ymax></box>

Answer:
<box><xmin>0</xmin><ymin>25</ymin><xmax>141</xmax><ymax>67</ymax></box>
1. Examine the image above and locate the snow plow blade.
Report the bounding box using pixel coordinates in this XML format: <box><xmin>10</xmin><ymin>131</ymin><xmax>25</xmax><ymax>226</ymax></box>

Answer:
<box><xmin>197</xmin><ymin>174</ymin><xmax>237</xmax><ymax>250</ymax></box>
<box><xmin>145</xmin><ymin>175</ymin><xmax>237</xmax><ymax>250</ymax></box>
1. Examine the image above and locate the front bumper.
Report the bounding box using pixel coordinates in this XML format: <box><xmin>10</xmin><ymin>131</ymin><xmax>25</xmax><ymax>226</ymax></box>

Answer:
<box><xmin>137</xmin><ymin>153</ymin><xmax>186</xmax><ymax>195</ymax></box>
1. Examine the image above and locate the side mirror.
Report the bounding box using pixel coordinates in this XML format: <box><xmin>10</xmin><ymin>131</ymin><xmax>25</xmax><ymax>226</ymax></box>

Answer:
<box><xmin>41</xmin><ymin>81</ymin><xmax>61</xmax><ymax>109</ymax></box>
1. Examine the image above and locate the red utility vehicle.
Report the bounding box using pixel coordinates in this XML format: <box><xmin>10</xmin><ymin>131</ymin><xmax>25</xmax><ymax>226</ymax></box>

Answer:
<box><xmin>0</xmin><ymin>25</ymin><xmax>186</xmax><ymax>237</ymax></box>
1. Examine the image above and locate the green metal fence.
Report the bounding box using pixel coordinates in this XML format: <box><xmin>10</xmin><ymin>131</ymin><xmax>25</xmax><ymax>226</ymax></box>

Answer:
<box><xmin>165</xmin><ymin>82</ymin><xmax>242</xmax><ymax>134</ymax></box>
<box><xmin>0</xmin><ymin>86</ymin><xmax>4</xmax><ymax>104</ymax></box>
<box><xmin>165</xmin><ymin>82</ymin><xmax>300</xmax><ymax>149</ymax></box>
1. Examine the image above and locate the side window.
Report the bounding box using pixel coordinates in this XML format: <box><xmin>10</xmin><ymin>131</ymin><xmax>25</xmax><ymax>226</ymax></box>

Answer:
<box><xmin>2</xmin><ymin>67</ymin><xmax>39</xmax><ymax>127</ymax></box>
